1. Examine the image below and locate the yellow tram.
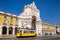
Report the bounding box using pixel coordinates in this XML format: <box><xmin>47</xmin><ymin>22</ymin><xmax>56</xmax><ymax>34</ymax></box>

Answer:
<box><xmin>16</xmin><ymin>28</ymin><xmax>36</xmax><ymax>37</ymax></box>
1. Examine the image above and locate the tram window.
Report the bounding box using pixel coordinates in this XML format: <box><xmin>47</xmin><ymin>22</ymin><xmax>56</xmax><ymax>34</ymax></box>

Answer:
<box><xmin>20</xmin><ymin>30</ymin><xmax>22</xmax><ymax>33</ymax></box>
<box><xmin>30</xmin><ymin>31</ymin><xmax>34</xmax><ymax>33</ymax></box>
<box><xmin>17</xmin><ymin>30</ymin><xmax>19</xmax><ymax>33</ymax></box>
<box><xmin>24</xmin><ymin>31</ymin><xmax>30</xmax><ymax>33</ymax></box>
<box><xmin>24</xmin><ymin>30</ymin><xmax>34</xmax><ymax>33</ymax></box>
<box><xmin>24</xmin><ymin>31</ymin><xmax>27</xmax><ymax>33</ymax></box>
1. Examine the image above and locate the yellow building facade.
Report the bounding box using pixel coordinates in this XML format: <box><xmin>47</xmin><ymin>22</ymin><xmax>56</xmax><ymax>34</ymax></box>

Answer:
<box><xmin>56</xmin><ymin>27</ymin><xmax>60</xmax><ymax>34</ymax></box>
<box><xmin>0</xmin><ymin>11</ymin><xmax>20</xmax><ymax>35</ymax></box>
<box><xmin>42</xmin><ymin>23</ymin><xmax>56</xmax><ymax>36</ymax></box>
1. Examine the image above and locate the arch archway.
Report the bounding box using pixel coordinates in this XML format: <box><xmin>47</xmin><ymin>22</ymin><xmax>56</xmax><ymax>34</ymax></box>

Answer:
<box><xmin>15</xmin><ymin>27</ymin><xmax>17</xmax><ymax>34</ymax></box>
<box><xmin>32</xmin><ymin>16</ymin><xmax>36</xmax><ymax>30</ymax></box>
<box><xmin>9</xmin><ymin>27</ymin><xmax>13</xmax><ymax>34</ymax></box>
<box><xmin>2</xmin><ymin>26</ymin><xmax>7</xmax><ymax>34</ymax></box>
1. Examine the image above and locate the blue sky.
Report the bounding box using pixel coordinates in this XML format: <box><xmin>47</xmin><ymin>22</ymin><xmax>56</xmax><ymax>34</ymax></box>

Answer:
<box><xmin>0</xmin><ymin>0</ymin><xmax>60</xmax><ymax>25</ymax></box>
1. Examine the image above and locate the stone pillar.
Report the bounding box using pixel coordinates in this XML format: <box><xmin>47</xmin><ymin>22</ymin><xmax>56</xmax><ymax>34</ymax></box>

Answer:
<box><xmin>0</xmin><ymin>25</ymin><xmax>2</xmax><ymax>35</ymax></box>
<box><xmin>36</xmin><ymin>21</ymin><xmax>42</xmax><ymax>36</ymax></box>
<box><xmin>13</xmin><ymin>28</ymin><xmax>15</xmax><ymax>35</ymax></box>
<box><xmin>7</xmin><ymin>27</ymin><xmax>9</xmax><ymax>35</ymax></box>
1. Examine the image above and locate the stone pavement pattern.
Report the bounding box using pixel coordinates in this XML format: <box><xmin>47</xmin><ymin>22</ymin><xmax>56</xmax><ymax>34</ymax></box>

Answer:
<box><xmin>0</xmin><ymin>37</ymin><xmax>60</xmax><ymax>40</ymax></box>
<box><xmin>0</xmin><ymin>35</ymin><xmax>60</xmax><ymax>40</ymax></box>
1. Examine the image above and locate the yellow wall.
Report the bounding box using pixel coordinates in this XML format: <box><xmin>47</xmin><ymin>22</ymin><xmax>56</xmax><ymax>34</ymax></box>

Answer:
<box><xmin>18</xmin><ymin>18</ymin><xmax>20</xmax><ymax>27</ymax></box>
<box><xmin>57</xmin><ymin>27</ymin><xmax>60</xmax><ymax>32</ymax></box>
<box><xmin>0</xmin><ymin>13</ymin><xmax>20</xmax><ymax>27</ymax></box>
<box><xmin>42</xmin><ymin>24</ymin><xmax>56</xmax><ymax>30</ymax></box>
<box><xmin>6</xmin><ymin>16</ymin><xmax>10</xmax><ymax>25</ymax></box>
<box><xmin>12</xmin><ymin>17</ymin><xmax>16</xmax><ymax>26</ymax></box>
<box><xmin>0</xmin><ymin>14</ymin><xmax>4</xmax><ymax>25</ymax></box>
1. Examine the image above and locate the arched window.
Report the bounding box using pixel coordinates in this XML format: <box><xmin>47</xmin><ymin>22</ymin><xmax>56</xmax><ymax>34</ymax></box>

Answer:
<box><xmin>2</xmin><ymin>26</ymin><xmax>7</xmax><ymax>34</ymax></box>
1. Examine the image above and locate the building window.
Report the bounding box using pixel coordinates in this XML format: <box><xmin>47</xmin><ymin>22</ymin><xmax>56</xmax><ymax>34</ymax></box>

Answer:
<box><xmin>16</xmin><ymin>18</ymin><xmax>18</xmax><ymax>25</ymax></box>
<box><xmin>10</xmin><ymin>16</ymin><xmax>13</xmax><ymax>25</ymax></box>
<box><xmin>50</xmin><ymin>33</ymin><xmax>52</xmax><ymax>35</ymax></box>
<box><xmin>4</xmin><ymin>15</ymin><xmax>6</xmax><ymax>24</ymax></box>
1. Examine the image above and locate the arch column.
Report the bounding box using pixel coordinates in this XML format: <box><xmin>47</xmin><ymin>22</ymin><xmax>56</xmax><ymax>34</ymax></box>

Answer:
<box><xmin>7</xmin><ymin>27</ymin><xmax>9</xmax><ymax>35</ymax></box>
<box><xmin>36</xmin><ymin>21</ymin><xmax>42</xmax><ymax>36</ymax></box>
<box><xmin>0</xmin><ymin>25</ymin><xmax>2</xmax><ymax>35</ymax></box>
<box><xmin>13</xmin><ymin>27</ymin><xmax>15</xmax><ymax>35</ymax></box>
